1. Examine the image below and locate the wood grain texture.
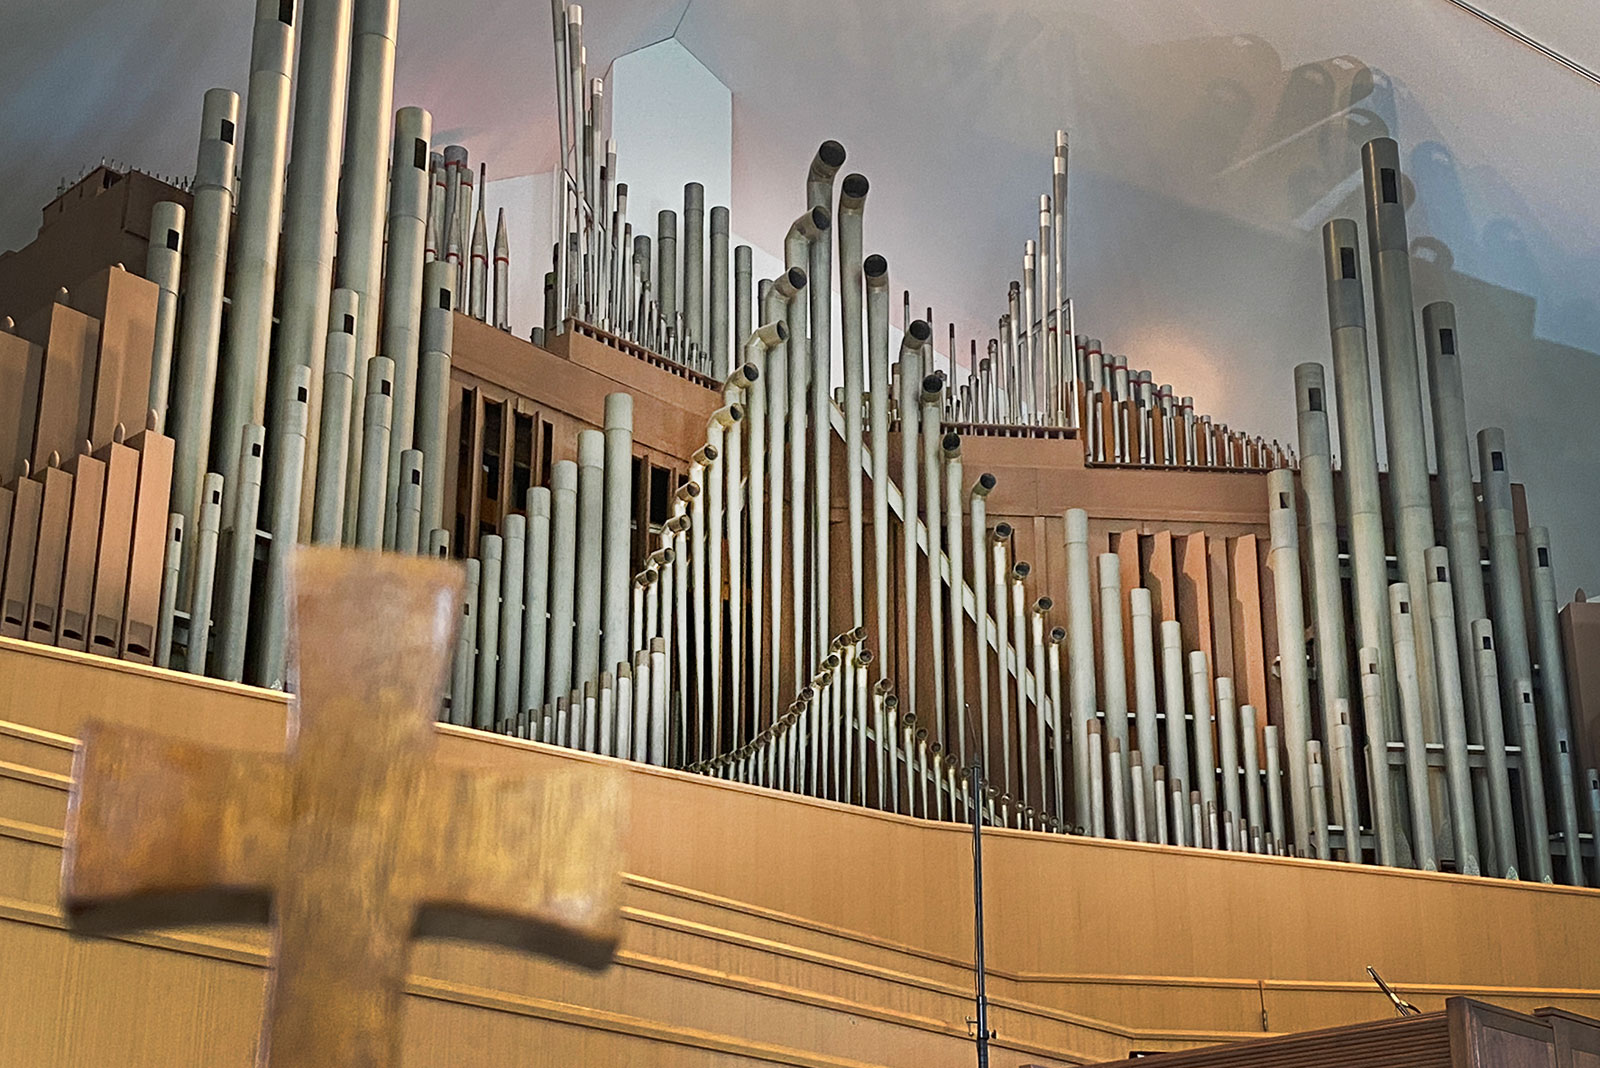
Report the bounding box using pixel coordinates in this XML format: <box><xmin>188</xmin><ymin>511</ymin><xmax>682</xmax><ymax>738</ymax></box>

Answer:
<box><xmin>60</xmin><ymin>548</ymin><xmax>625</xmax><ymax>1068</ymax></box>
<box><xmin>4</xmin><ymin>637</ymin><xmax>1600</xmax><ymax>1067</ymax></box>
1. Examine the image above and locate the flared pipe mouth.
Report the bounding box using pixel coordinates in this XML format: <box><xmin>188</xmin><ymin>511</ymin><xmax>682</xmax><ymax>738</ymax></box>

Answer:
<box><xmin>1050</xmin><ymin>626</ymin><xmax>1067</xmax><ymax>643</ymax></box>
<box><xmin>972</xmin><ymin>472</ymin><xmax>997</xmax><ymax>498</ymax></box>
<box><xmin>863</xmin><ymin>254</ymin><xmax>888</xmax><ymax>290</ymax></box>
<box><xmin>1012</xmin><ymin>562</ymin><xmax>1031</xmax><ymax>581</ymax></box>
<box><xmin>1034</xmin><ymin>597</ymin><xmax>1053</xmax><ymax>614</ymax></box>
<box><xmin>808</xmin><ymin>140</ymin><xmax>847</xmax><ymax>183</ymax></box>
<box><xmin>900</xmin><ymin>711</ymin><xmax>917</xmax><ymax>728</ymax></box>
<box><xmin>942</xmin><ymin>432</ymin><xmax>961</xmax><ymax>459</ymax></box>
<box><xmin>839</xmin><ymin>172</ymin><xmax>870</xmax><ymax>210</ymax></box>
<box><xmin>905</xmin><ymin>319</ymin><xmax>932</xmax><ymax>345</ymax></box>
<box><xmin>993</xmin><ymin>521</ymin><xmax>1013</xmax><ymax>540</ymax></box>
<box><xmin>789</xmin><ymin>206</ymin><xmax>831</xmax><ymax>241</ymax></box>
<box><xmin>750</xmin><ymin>321</ymin><xmax>786</xmax><ymax>348</ymax></box>
<box><xmin>920</xmin><ymin>375</ymin><xmax>943</xmax><ymax>405</ymax></box>
<box><xmin>883</xmin><ymin>693</ymin><xmax>899</xmax><ymax>711</ymax></box>
<box><xmin>774</xmin><ymin>267</ymin><xmax>808</xmax><ymax>299</ymax></box>
<box><xmin>726</xmin><ymin>362</ymin><xmax>762</xmax><ymax>389</ymax></box>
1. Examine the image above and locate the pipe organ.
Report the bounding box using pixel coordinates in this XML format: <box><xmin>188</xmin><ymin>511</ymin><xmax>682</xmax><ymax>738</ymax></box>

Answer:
<box><xmin>0</xmin><ymin>0</ymin><xmax>1597</xmax><ymax>908</ymax></box>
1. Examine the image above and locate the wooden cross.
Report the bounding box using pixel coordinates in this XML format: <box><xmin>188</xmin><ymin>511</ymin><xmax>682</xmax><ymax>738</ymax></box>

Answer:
<box><xmin>60</xmin><ymin>546</ymin><xmax>626</xmax><ymax>1067</ymax></box>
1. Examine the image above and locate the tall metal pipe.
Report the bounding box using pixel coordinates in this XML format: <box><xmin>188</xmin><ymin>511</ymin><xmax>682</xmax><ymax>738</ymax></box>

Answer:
<box><xmin>721</xmin><ymin>379</ymin><xmax>750</xmax><ymax>742</ymax></box>
<box><xmin>709</xmin><ymin>204</ymin><xmax>729</xmax><ymax>378</ymax></box>
<box><xmin>574</xmin><ymin>430</ymin><xmax>606</xmax><ymax>689</ymax></box>
<box><xmin>1267</xmin><ymin>469</ymin><xmax>1314</xmax><ymax>856</ymax></box>
<box><xmin>971</xmin><ymin>473</ymin><xmax>997</xmax><ymax>772</ymax></box>
<box><xmin>413</xmin><ymin>260</ymin><xmax>455</xmax><ymax>539</ymax></box>
<box><xmin>744</xmin><ymin>324</ymin><xmax>784</xmax><ymax>735</ymax></box>
<box><xmin>1294</xmin><ymin>363</ymin><xmax>1352</xmax><ymax>813</ymax></box>
<box><xmin>922</xmin><ymin>376</ymin><xmax>947</xmax><ymax>744</ymax></box>
<box><xmin>1425</xmin><ymin>547</ymin><xmax>1480</xmax><ymax>875</ymax></box>
<box><xmin>1527</xmin><ymin>526</ymin><xmax>1583</xmax><ymax>885</ymax></box>
<box><xmin>156</xmin><ymin>515</ymin><xmax>185</xmax><ymax>670</ymax></box>
<box><xmin>1065</xmin><ymin>509</ymin><xmax>1097</xmax><ymax>829</ymax></box>
<box><xmin>272</xmin><ymin>0</ymin><xmax>354</xmax><ymax>540</ymax></box>
<box><xmin>1389</xmin><ymin>583</ymin><xmax>1438</xmax><ymax>870</ymax></box>
<box><xmin>452</xmin><ymin>558</ymin><xmax>478</xmax><ymax>727</ymax></box>
<box><xmin>1470</xmin><ymin>620</ymin><xmax>1520</xmax><ymax>878</ymax></box>
<box><xmin>1264</xmin><ymin>724</ymin><xmax>1286</xmax><ymax>854</ymax></box>
<box><xmin>1359</xmin><ymin>648</ymin><xmax>1400</xmax><ymax>865</ymax></box>
<box><xmin>494</xmin><ymin>208</ymin><xmax>510</xmax><ymax>330</ymax></box>
<box><xmin>1215</xmin><ymin>677</ymin><xmax>1241</xmax><ymax>849</ymax></box>
<box><xmin>806</xmin><ymin>194</ymin><xmax>838</xmax><ymax>664</ymax></box>
<box><xmin>1513</xmin><ymin>680</ymin><xmax>1555</xmax><ymax>882</ymax></box>
<box><xmin>546</xmin><ymin>459</ymin><xmax>579</xmax><ymax>706</ymax></box>
<box><xmin>168</xmin><ymin>88</ymin><xmax>239</xmax><ymax>566</ymax></box>
<box><xmin>353</xmin><ymin>356</ymin><xmax>394</xmax><ymax>550</ymax></box>
<box><xmin>1187</xmin><ymin>650</ymin><xmax>1218</xmax><ymax>827</ymax></box>
<box><xmin>1241</xmin><ymin>703</ymin><xmax>1264</xmax><ymax>850</ymax></box>
<box><xmin>1030</xmin><ymin>598</ymin><xmax>1052</xmax><ymax>820</ymax></box>
<box><xmin>1477</xmin><ymin>428</ymin><xmax>1550</xmax><ymax>882</ymax></box>
<box><xmin>469</xmin><ymin>191</ymin><xmax>488</xmax><ymax>321</ymax></box>
<box><xmin>1048</xmin><ymin>626</ymin><xmax>1067</xmax><ymax>820</ymax></box>
<box><xmin>838</xmin><ymin>174</ymin><xmax>869</xmax><ymax>629</ymax></box>
<box><xmin>866</xmin><ymin>256</ymin><xmax>893</xmax><ymax>653</ymax></box>
<box><xmin>522</xmin><ymin>486</ymin><xmax>552</xmax><ymax>720</ymax></box>
<box><xmin>899</xmin><ymin>324</ymin><xmax>928</xmax><ymax>723</ymax></box>
<box><xmin>1321</xmin><ymin>219</ymin><xmax>1399</xmax><ymax>769</ymax></box>
<box><xmin>354</xmin><ymin>105</ymin><xmax>431</xmax><ymax>542</ymax></box>
<box><xmin>476</xmin><ymin>534</ymin><xmax>503</xmax><ymax>730</ymax></box>
<box><xmin>214</xmin><ymin>424</ymin><xmax>264</xmax><ymax>682</ymax></box>
<box><xmin>257</xmin><ymin>365</ymin><xmax>311</xmax><ymax>689</ymax></box>
<box><xmin>498</xmin><ymin>513</ymin><xmax>527</xmax><ymax>731</ymax></box>
<box><xmin>735</xmin><ymin>245</ymin><xmax>753</xmax><ymax>359</ymax></box>
<box><xmin>1422</xmin><ymin>302</ymin><xmax>1489</xmax><ymax>741</ymax></box>
<box><xmin>310</xmin><ymin>289</ymin><xmax>358</xmax><ymax>543</ymax></box>
<box><xmin>656</xmin><ymin>210</ymin><xmax>677</xmax><ymax>335</ymax></box>
<box><xmin>682</xmin><ymin>184</ymin><xmax>704</xmax><ymax>352</ymax></box>
<box><xmin>1097</xmin><ymin>553</ymin><xmax>1131</xmax><ymax>816</ymax></box>
<box><xmin>144</xmin><ymin>201</ymin><xmax>185</xmax><ymax>431</ymax></box>
<box><xmin>216</xmin><ymin>0</ymin><xmax>293</xmax><ymax>507</ymax></box>
<box><xmin>335</xmin><ymin>0</ymin><xmax>399</xmax><ymax>527</ymax></box>
<box><xmin>943</xmin><ymin>434</ymin><xmax>967</xmax><ymax>764</ymax></box>
<box><xmin>186</xmin><ymin>474</ymin><xmax>224</xmax><ymax>674</ymax></box>
<box><xmin>601</xmin><ymin>394</ymin><xmax>634</xmax><ymax>679</ymax></box>
<box><xmin>990</xmin><ymin>526</ymin><xmax>1013</xmax><ymax>796</ymax></box>
<box><xmin>1129</xmin><ymin>587</ymin><xmax>1160</xmax><ymax>836</ymax></box>
<box><xmin>764</xmin><ymin>272</ymin><xmax>802</xmax><ymax>718</ymax></box>
<box><xmin>1361</xmin><ymin>139</ymin><xmax>1443</xmax><ymax>788</ymax></box>
<box><xmin>1010</xmin><ymin>563</ymin><xmax>1032</xmax><ymax>808</ymax></box>
<box><xmin>1160</xmin><ymin>621</ymin><xmax>1192</xmax><ymax>846</ymax></box>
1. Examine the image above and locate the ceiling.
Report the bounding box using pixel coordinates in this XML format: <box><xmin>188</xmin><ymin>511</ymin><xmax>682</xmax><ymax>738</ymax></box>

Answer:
<box><xmin>2</xmin><ymin>0</ymin><xmax>1598</xmax><ymax>579</ymax></box>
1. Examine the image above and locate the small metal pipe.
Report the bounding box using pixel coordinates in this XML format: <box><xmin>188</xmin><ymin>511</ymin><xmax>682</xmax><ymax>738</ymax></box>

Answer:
<box><xmin>1528</xmin><ymin>526</ymin><xmax>1584</xmax><ymax>885</ymax></box>
<box><xmin>1425</xmin><ymin>547</ymin><xmax>1481</xmax><ymax>876</ymax></box>
<box><xmin>1267</xmin><ymin>469</ymin><xmax>1315</xmax><ymax>856</ymax></box>
<box><xmin>453</xmin><ymin>559</ymin><xmax>479</xmax><ymax>726</ymax></box>
<box><xmin>145</xmin><ymin>202</ymin><xmax>185</xmax><ymax>432</ymax></box>
<box><xmin>311</xmin><ymin>289</ymin><xmax>358</xmax><ymax>544</ymax></box>
<box><xmin>353</xmin><ymin>355</ymin><xmax>394</xmax><ymax>550</ymax></box>
<box><xmin>186</xmin><ymin>474</ymin><xmax>225</xmax><ymax>674</ymax></box>
<box><xmin>546</xmin><ymin>459</ymin><xmax>579</xmax><ymax>707</ymax></box>
<box><xmin>156</xmin><ymin>515</ymin><xmax>185</xmax><ymax>670</ymax></box>
<box><xmin>1389</xmin><ymin>583</ymin><xmax>1439</xmax><ymax>870</ymax></box>
<box><xmin>257</xmin><ymin>365</ymin><xmax>311</xmax><ymax>689</ymax></box>
<box><xmin>393</xmin><ymin>449</ymin><xmax>422</xmax><ymax>554</ymax></box>
<box><xmin>213</xmin><ymin>423</ymin><xmax>264</xmax><ymax>683</ymax></box>
<box><xmin>522</xmin><ymin>487</ymin><xmax>552</xmax><ymax>721</ymax></box>
<box><xmin>1065</xmin><ymin>509</ymin><xmax>1098</xmax><ymax>829</ymax></box>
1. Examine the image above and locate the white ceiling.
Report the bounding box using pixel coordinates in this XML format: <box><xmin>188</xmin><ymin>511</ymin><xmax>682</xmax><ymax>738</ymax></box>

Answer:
<box><xmin>2</xmin><ymin>0</ymin><xmax>1598</xmax><ymax>582</ymax></box>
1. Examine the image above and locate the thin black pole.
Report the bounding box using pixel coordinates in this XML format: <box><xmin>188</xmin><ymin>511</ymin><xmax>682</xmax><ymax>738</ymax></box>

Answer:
<box><xmin>971</xmin><ymin>760</ymin><xmax>992</xmax><ymax>1068</ymax></box>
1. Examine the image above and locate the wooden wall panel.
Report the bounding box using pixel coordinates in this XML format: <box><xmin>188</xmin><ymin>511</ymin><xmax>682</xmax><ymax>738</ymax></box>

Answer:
<box><xmin>2</xmin><ymin>638</ymin><xmax>1599</xmax><ymax>1068</ymax></box>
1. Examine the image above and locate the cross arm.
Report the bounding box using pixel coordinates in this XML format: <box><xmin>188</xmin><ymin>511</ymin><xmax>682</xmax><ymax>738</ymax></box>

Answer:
<box><xmin>412</xmin><ymin>763</ymin><xmax>626</xmax><ymax>971</ymax></box>
<box><xmin>62</xmin><ymin>722</ymin><xmax>288</xmax><ymax>935</ymax></box>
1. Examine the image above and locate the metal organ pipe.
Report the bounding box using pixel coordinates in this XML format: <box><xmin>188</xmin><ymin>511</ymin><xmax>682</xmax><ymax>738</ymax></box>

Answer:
<box><xmin>214</xmin><ymin>423</ymin><xmax>265</xmax><ymax>683</ymax></box>
<box><xmin>1389</xmin><ymin>583</ymin><xmax>1438</xmax><ymax>870</ymax></box>
<box><xmin>310</xmin><ymin>290</ymin><xmax>358</xmax><ymax>544</ymax></box>
<box><xmin>353</xmin><ymin>355</ymin><xmax>394</xmax><ymax>550</ymax></box>
<box><xmin>1477</xmin><ymin>428</ymin><xmax>1551</xmax><ymax>883</ymax></box>
<box><xmin>364</xmin><ymin>106</ymin><xmax>433</xmax><ymax>542</ymax></box>
<box><xmin>144</xmin><ymin>201</ymin><xmax>185</xmax><ymax>430</ymax></box>
<box><xmin>1361</xmin><ymin>138</ymin><xmax>1443</xmax><ymax>788</ymax></box>
<box><xmin>335</xmin><ymin>0</ymin><xmax>399</xmax><ymax>536</ymax></box>
<box><xmin>683</xmin><ymin>183</ymin><xmax>704</xmax><ymax>353</ymax></box>
<box><xmin>1096</xmin><ymin>553</ymin><xmax>1130</xmax><ymax>827</ymax></box>
<box><xmin>899</xmin><ymin>322</ymin><xmax>930</xmax><ymax>724</ymax></box>
<box><xmin>257</xmin><ymin>365</ymin><xmax>311</xmax><ymax>689</ymax></box>
<box><xmin>970</xmin><ymin>473</ymin><xmax>997</xmax><ymax>775</ymax></box>
<box><xmin>1065</xmin><ymin>509</ymin><xmax>1097</xmax><ymax>830</ymax></box>
<box><xmin>1129</xmin><ymin>587</ymin><xmax>1160</xmax><ymax>837</ymax></box>
<box><xmin>838</xmin><ymin>173</ymin><xmax>869</xmax><ymax>630</ymax></box>
<box><xmin>1425</xmin><ymin>547</ymin><xmax>1480</xmax><ymax>876</ymax></box>
<box><xmin>1422</xmin><ymin>303</ymin><xmax>1490</xmax><ymax>741</ymax></box>
<box><xmin>546</xmin><ymin>459</ymin><xmax>579</xmax><ymax>708</ymax></box>
<box><xmin>1267</xmin><ymin>469</ymin><xmax>1314</xmax><ymax>856</ymax></box>
<box><xmin>943</xmin><ymin>434</ymin><xmax>967</xmax><ymax>764</ymax></box>
<box><xmin>1321</xmin><ymin>220</ymin><xmax>1399</xmax><ymax>779</ymax></box>
<box><xmin>273</xmin><ymin>0</ymin><xmax>354</xmax><ymax>542</ymax></box>
<box><xmin>522</xmin><ymin>487</ymin><xmax>552</xmax><ymax>720</ymax></box>
<box><xmin>601</xmin><ymin>394</ymin><xmax>634</xmax><ymax>680</ymax></box>
<box><xmin>168</xmin><ymin>88</ymin><xmax>239</xmax><ymax>574</ymax></box>
<box><xmin>216</xmin><ymin>0</ymin><xmax>292</xmax><ymax>507</ymax></box>
<box><xmin>865</xmin><ymin>256</ymin><xmax>893</xmax><ymax>660</ymax></box>
<box><xmin>1528</xmin><ymin>526</ymin><xmax>1584</xmax><ymax>886</ymax></box>
<box><xmin>921</xmin><ymin>376</ymin><xmax>947</xmax><ymax>746</ymax></box>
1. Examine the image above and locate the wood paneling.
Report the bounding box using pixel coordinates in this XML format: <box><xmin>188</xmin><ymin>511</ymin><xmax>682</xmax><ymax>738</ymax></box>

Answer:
<box><xmin>2</xmin><ymin>639</ymin><xmax>1599</xmax><ymax>1067</ymax></box>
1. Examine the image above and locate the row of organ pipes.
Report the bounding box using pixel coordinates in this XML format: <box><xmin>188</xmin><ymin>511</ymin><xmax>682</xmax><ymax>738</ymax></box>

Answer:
<box><xmin>13</xmin><ymin>0</ymin><xmax>1595</xmax><ymax>892</ymax></box>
